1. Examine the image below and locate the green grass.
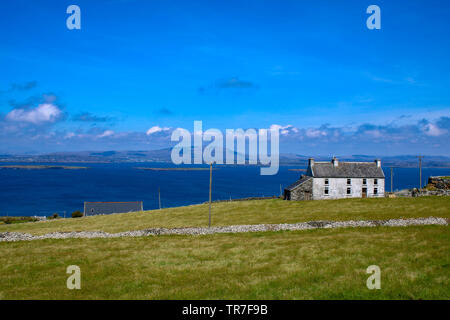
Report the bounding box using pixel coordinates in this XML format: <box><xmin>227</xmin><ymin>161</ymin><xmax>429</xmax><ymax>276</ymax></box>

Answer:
<box><xmin>0</xmin><ymin>216</ymin><xmax>38</xmax><ymax>225</ymax></box>
<box><xmin>0</xmin><ymin>225</ymin><xmax>448</xmax><ymax>299</ymax></box>
<box><xmin>0</xmin><ymin>196</ymin><xmax>448</xmax><ymax>235</ymax></box>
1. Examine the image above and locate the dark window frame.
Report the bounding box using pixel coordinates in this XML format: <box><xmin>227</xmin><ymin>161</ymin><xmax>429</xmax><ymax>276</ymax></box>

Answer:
<box><xmin>347</xmin><ymin>178</ymin><xmax>351</xmax><ymax>185</ymax></box>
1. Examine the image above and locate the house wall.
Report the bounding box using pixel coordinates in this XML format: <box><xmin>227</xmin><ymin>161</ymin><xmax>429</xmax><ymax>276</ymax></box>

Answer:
<box><xmin>287</xmin><ymin>178</ymin><xmax>313</xmax><ymax>200</ymax></box>
<box><xmin>312</xmin><ymin>178</ymin><xmax>385</xmax><ymax>200</ymax></box>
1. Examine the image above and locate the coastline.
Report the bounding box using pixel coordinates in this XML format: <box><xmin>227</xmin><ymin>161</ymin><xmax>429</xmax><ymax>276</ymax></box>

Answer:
<box><xmin>0</xmin><ymin>165</ymin><xmax>88</xmax><ymax>170</ymax></box>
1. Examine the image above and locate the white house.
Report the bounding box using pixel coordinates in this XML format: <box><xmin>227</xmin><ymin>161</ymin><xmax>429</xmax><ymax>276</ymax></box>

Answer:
<box><xmin>284</xmin><ymin>157</ymin><xmax>385</xmax><ymax>200</ymax></box>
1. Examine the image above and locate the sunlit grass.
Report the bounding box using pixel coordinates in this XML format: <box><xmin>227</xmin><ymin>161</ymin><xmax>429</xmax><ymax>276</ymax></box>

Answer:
<box><xmin>0</xmin><ymin>225</ymin><xmax>448</xmax><ymax>299</ymax></box>
<box><xmin>0</xmin><ymin>196</ymin><xmax>448</xmax><ymax>235</ymax></box>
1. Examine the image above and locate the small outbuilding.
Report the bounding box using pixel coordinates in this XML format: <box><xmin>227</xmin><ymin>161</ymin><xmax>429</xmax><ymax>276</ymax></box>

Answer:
<box><xmin>284</xmin><ymin>157</ymin><xmax>385</xmax><ymax>200</ymax></box>
<box><xmin>84</xmin><ymin>201</ymin><xmax>143</xmax><ymax>216</ymax></box>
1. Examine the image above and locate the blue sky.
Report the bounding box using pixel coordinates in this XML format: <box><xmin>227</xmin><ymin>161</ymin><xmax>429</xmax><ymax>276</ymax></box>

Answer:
<box><xmin>0</xmin><ymin>0</ymin><xmax>449</xmax><ymax>155</ymax></box>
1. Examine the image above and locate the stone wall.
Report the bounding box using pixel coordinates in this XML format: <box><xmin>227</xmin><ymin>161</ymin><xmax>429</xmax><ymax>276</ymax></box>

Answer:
<box><xmin>394</xmin><ymin>176</ymin><xmax>450</xmax><ymax>197</ymax></box>
<box><xmin>412</xmin><ymin>189</ymin><xmax>450</xmax><ymax>197</ymax></box>
<box><xmin>427</xmin><ymin>176</ymin><xmax>450</xmax><ymax>190</ymax></box>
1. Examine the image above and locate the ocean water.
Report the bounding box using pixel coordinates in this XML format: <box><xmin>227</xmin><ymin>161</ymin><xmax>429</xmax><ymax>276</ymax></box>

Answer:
<box><xmin>0</xmin><ymin>163</ymin><xmax>449</xmax><ymax>216</ymax></box>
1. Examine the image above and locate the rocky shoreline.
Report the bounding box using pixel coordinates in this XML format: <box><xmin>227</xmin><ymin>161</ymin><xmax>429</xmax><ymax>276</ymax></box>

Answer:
<box><xmin>394</xmin><ymin>176</ymin><xmax>450</xmax><ymax>197</ymax></box>
<box><xmin>0</xmin><ymin>217</ymin><xmax>448</xmax><ymax>242</ymax></box>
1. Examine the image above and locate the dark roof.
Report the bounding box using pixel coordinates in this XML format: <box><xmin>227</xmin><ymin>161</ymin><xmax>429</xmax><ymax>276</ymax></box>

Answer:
<box><xmin>311</xmin><ymin>162</ymin><xmax>385</xmax><ymax>178</ymax></box>
<box><xmin>84</xmin><ymin>201</ymin><xmax>143</xmax><ymax>215</ymax></box>
<box><xmin>285</xmin><ymin>176</ymin><xmax>312</xmax><ymax>191</ymax></box>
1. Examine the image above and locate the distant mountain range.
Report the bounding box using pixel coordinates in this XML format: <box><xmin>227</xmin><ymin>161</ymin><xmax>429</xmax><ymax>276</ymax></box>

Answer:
<box><xmin>0</xmin><ymin>149</ymin><xmax>449</xmax><ymax>168</ymax></box>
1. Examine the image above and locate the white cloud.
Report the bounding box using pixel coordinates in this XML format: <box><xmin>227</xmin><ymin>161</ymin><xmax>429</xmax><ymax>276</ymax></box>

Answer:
<box><xmin>64</xmin><ymin>132</ymin><xmax>76</xmax><ymax>139</ymax></box>
<box><xmin>423</xmin><ymin>123</ymin><xmax>447</xmax><ymax>137</ymax></box>
<box><xmin>270</xmin><ymin>124</ymin><xmax>295</xmax><ymax>135</ymax></box>
<box><xmin>97</xmin><ymin>130</ymin><xmax>114</xmax><ymax>138</ymax></box>
<box><xmin>146</xmin><ymin>126</ymin><xmax>171</xmax><ymax>135</ymax></box>
<box><xmin>365</xmin><ymin>129</ymin><xmax>383</xmax><ymax>138</ymax></box>
<box><xmin>5</xmin><ymin>103</ymin><xmax>62</xmax><ymax>124</ymax></box>
<box><xmin>306</xmin><ymin>128</ymin><xmax>327</xmax><ymax>138</ymax></box>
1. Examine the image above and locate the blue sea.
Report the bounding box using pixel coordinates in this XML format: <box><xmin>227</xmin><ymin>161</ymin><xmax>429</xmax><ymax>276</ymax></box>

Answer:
<box><xmin>0</xmin><ymin>163</ymin><xmax>449</xmax><ymax>216</ymax></box>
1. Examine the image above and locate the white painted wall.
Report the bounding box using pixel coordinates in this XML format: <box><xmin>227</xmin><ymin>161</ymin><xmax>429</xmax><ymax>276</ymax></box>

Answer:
<box><xmin>312</xmin><ymin>178</ymin><xmax>384</xmax><ymax>200</ymax></box>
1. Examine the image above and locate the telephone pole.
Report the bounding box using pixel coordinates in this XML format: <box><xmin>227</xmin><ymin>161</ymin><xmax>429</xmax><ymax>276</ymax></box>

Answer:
<box><xmin>209</xmin><ymin>162</ymin><xmax>213</xmax><ymax>228</ymax></box>
<box><xmin>390</xmin><ymin>167</ymin><xmax>394</xmax><ymax>193</ymax></box>
<box><xmin>417</xmin><ymin>156</ymin><xmax>424</xmax><ymax>190</ymax></box>
<box><xmin>158</xmin><ymin>187</ymin><xmax>161</xmax><ymax>209</ymax></box>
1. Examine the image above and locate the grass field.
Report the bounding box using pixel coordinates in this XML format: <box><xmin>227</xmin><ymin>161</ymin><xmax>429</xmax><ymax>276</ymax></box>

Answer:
<box><xmin>0</xmin><ymin>225</ymin><xmax>448</xmax><ymax>299</ymax></box>
<box><xmin>1</xmin><ymin>196</ymin><xmax>448</xmax><ymax>300</ymax></box>
<box><xmin>0</xmin><ymin>196</ymin><xmax>449</xmax><ymax>235</ymax></box>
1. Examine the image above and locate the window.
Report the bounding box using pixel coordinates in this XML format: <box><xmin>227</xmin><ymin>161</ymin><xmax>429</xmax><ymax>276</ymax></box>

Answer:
<box><xmin>324</xmin><ymin>187</ymin><xmax>329</xmax><ymax>195</ymax></box>
<box><xmin>374</xmin><ymin>179</ymin><xmax>378</xmax><ymax>185</ymax></box>
<box><xmin>363</xmin><ymin>178</ymin><xmax>367</xmax><ymax>185</ymax></box>
<box><xmin>347</xmin><ymin>178</ymin><xmax>351</xmax><ymax>185</ymax></box>
<box><xmin>347</xmin><ymin>187</ymin><xmax>351</xmax><ymax>195</ymax></box>
<box><xmin>325</xmin><ymin>179</ymin><xmax>329</xmax><ymax>185</ymax></box>
<box><xmin>374</xmin><ymin>188</ymin><xmax>378</xmax><ymax>195</ymax></box>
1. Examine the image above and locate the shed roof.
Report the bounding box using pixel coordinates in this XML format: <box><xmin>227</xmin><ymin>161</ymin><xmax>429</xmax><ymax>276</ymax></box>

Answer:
<box><xmin>84</xmin><ymin>201</ymin><xmax>143</xmax><ymax>215</ymax></box>
<box><xmin>285</xmin><ymin>175</ymin><xmax>312</xmax><ymax>191</ymax></box>
<box><xmin>311</xmin><ymin>162</ymin><xmax>385</xmax><ymax>178</ymax></box>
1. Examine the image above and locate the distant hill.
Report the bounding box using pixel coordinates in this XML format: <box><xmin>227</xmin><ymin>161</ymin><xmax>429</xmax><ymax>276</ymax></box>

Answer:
<box><xmin>0</xmin><ymin>149</ymin><xmax>449</xmax><ymax>168</ymax></box>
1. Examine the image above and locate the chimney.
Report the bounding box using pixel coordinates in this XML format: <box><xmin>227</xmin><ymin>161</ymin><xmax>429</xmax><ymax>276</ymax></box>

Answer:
<box><xmin>332</xmin><ymin>157</ymin><xmax>339</xmax><ymax>167</ymax></box>
<box><xmin>375</xmin><ymin>159</ymin><xmax>381</xmax><ymax>167</ymax></box>
<box><xmin>308</xmin><ymin>158</ymin><xmax>315</xmax><ymax>167</ymax></box>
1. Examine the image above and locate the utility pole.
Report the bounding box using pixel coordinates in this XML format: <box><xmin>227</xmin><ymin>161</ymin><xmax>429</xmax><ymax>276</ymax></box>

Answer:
<box><xmin>158</xmin><ymin>187</ymin><xmax>161</xmax><ymax>209</ymax></box>
<box><xmin>417</xmin><ymin>156</ymin><xmax>424</xmax><ymax>190</ymax></box>
<box><xmin>209</xmin><ymin>162</ymin><xmax>212</xmax><ymax>228</ymax></box>
<box><xmin>63</xmin><ymin>211</ymin><xmax>66</xmax><ymax>219</ymax></box>
<box><xmin>390</xmin><ymin>167</ymin><xmax>394</xmax><ymax>193</ymax></box>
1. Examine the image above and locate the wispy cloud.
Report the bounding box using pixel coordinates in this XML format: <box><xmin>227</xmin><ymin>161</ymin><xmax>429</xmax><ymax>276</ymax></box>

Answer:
<box><xmin>1</xmin><ymin>110</ymin><xmax>449</xmax><ymax>155</ymax></box>
<box><xmin>269</xmin><ymin>66</ymin><xmax>301</xmax><ymax>76</ymax></box>
<box><xmin>72</xmin><ymin>112</ymin><xmax>114</xmax><ymax>123</ymax></box>
<box><xmin>215</xmin><ymin>77</ymin><xmax>256</xmax><ymax>89</ymax></box>
<box><xmin>155</xmin><ymin>107</ymin><xmax>173</xmax><ymax>116</ymax></box>
<box><xmin>0</xmin><ymin>81</ymin><xmax>37</xmax><ymax>94</ymax></box>
<box><xmin>367</xmin><ymin>73</ymin><xmax>423</xmax><ymax>86</ymax></box>
<box><xmin>198</xmin><ymin>77</ymin><xmax>258</xmax><ymax>93</ymax></box>
<box><xmin>97</xmin><ymin>130</ymin><xmax>115</xmax><ymax>138</ymax></box>
<box><xmin>146</xmin><ymin>126</ymin><xmax>171</xmax><ymax>135</ymax></box>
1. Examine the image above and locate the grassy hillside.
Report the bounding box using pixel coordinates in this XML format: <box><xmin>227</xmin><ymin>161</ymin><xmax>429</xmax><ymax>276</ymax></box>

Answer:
<box><xmin>0</xmin><ymin>225</ymin><xmax>448</xmax><ymax>299</ymax></box>
<box><xmin>0</xmin><ymin>196</ymin><xmax>449</xmax><ymax>235</ymax></box>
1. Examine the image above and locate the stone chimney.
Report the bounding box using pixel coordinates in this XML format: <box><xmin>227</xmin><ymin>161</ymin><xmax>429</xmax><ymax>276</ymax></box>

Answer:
<box><xmin>375</xmin><ymin>159</ymin><xmax>381</xmax><ymax>167</ymax></box>
<box><xmin>308</xmin><ymin>158</ymin><xmax>315</xmax><ymax>167</ymax></box>
<box><xmin>332</xmin><ymin>157</ymin><xmax>339</xmax><ymax>167</ymax></box>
